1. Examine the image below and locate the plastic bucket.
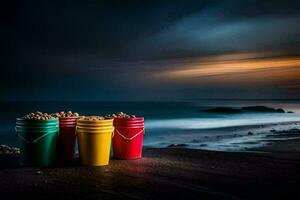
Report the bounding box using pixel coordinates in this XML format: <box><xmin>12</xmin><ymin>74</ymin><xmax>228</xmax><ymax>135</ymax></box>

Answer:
<box><xmin>58</xmin><ymin>117</ymin><xmax>79</xmax><ymax>161</ymax></box>
<box><xmin>16</xmin><ymin>118</ymin><xmax>59</xmax><ymax>167</ymax></box>
<box><xmin>112</xmin><ymin>118</ymin><xmax>144</xmax><ymax>160</ymax></box>
<box><xmin>77</xmin><ymin>119</ymin><xmax>114</xmax><ymax>166</ymax></box>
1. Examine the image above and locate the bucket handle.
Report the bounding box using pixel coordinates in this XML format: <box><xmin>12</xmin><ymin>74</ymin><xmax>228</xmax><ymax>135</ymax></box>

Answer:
<box><xmin>115</xmin><ymin>128</ymin><xmax>144</xmax><ymax>141</ymax></box>
<box><xmin>15</xmin><ymin>128</ymin><xmax>56</xmax><ymax>144</ymax></box>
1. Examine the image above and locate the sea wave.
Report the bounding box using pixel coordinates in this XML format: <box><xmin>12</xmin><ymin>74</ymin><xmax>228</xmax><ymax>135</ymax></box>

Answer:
<box><xmin>145</xmin><ymin>113</ymin><xmax>300</xmax><ymax>130</ymax></box>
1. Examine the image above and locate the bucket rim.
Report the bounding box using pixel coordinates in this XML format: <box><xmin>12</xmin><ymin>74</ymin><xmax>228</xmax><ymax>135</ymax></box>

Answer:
<box><xmin>114</xmin><ymin>121</ymin><xmax>144</xmax><ymax>125</ymax></box>
<box><xmin>59</xmin><ymin>121</ymin><xmax>77</xmax><ymax>124</ymax></box>
<box><xmin>59</xmin><ymin>116</ymin><xmax>79</xmax><ymax>120</ymax></box>
<box><xmin>16</xmin><ymin>119</ymin><xmax>58</xmax><ymax>123</ymax></box>
<box><xmin>114</xmin><ymin>117</ymin><xmax>144</xmax><ymax>121</ymax></box>
<box><xmin>77</xmin><ymin>121</ymin><xmax>113</xmax><ymax>127</ymax></box>
<box><xmin>77</xmin><ymin>128</ymin><xmax>114</xmax><ymax>134</ymax></box>
<box><xmin>77</xmin><ymin>121</ymin><xmax>113</xmax><ymax>123</ymax></box>
<box><xmin>114</xmin><ymin>119</ymin><xmax>144</xmax><ymax>123</ymax></box>
<box><xmin>77</xmin><ymin>125</ymin><xmax>113</xmax><ymax>129</ymax></box>
<box><xmin>16</xmin><ymin>117</ymin><xmax>58</xmax><ymax>122</ymax></box>
<box><xmin>77</xmin><ymin>118</ymin><xmax>113</xmax><ymax>123</ymax></box>
<box><xmin>114</xmin><ymin>126</ymin><xmax>144</xmax><ymax>129</ymax></box>
<box><xmin>77</xmin><ymin>126</ymin><xmax>114</xmax><ymax>130</ymax></box>
<box><xmin>59</xmin><ymin>120</ymin><xmax>78</xmax><ymax>124</ymax></box>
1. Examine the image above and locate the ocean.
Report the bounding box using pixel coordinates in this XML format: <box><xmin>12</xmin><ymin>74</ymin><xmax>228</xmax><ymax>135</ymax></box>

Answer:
<box><xmin>1</xmin><ymin>100</ymin><xmax>300</xmax><ymax>151</ymax></box>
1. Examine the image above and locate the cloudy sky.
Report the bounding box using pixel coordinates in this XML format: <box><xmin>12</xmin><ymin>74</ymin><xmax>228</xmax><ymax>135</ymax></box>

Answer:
<box><xmin>2</xmin><ymin>0</ymin><xmax>300</xmax><ymax>101</ymax></box>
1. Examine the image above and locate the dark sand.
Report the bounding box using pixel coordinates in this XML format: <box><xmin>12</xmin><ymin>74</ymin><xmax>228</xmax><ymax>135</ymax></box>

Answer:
<box><xmin>1</xmin><ymin>121</ymin><xmax>300</xmax><ymax>199</ymax></box>
<box><xmin>1</xmin><ymin>146</ymin><xmax>300</xmax><ymax>200</ymax></box>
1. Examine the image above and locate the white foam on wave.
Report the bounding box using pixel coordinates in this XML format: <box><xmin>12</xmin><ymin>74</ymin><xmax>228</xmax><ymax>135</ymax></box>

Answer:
<box><xmin>199</xmin><ymin>135</ymin><xmax>268</xmax><ymax>151</ymax></box>
<box><xmin>143</xmin><ymin>113</ymin><xmax>300</xmax><ymax>151</ymax></box>
<box><xmin>145</xmin><ymin>114</ymin><xmax>300</xmax><ymax>130</ymax></box>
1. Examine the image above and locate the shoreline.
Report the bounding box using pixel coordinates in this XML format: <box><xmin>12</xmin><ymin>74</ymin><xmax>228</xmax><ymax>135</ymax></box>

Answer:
<box><xmin>2</xmin><ymin>120</ymin><xmax>300</xmax><ymax>152</ymax></box>
<box><xmin>144</xmin><ymin>121</ymin><xmax>300</xmax><ymax>151</ymax></box>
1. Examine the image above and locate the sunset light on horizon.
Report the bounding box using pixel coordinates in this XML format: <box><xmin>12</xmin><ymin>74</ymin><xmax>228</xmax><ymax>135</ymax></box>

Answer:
<box><xmin>159</xmin><ymin>56</ymin><xmax>300</xmax><ymax>79</ymax></box>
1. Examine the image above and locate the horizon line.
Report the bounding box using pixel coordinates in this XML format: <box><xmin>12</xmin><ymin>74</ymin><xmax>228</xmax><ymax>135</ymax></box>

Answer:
<box><xmin>1</xmin><ymin>98</ymin><xmax>300</xmax><ymax>102</ymax></box>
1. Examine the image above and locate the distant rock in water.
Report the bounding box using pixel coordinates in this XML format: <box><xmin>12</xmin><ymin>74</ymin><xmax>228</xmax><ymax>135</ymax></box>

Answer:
<box><xmin>287</xmin><ymin>111</ymin><xmax>294</xmax><ymax>113</ymax></box>
<box><xmin>203</xmin><ymin>107</ymin><xmax>241</xmax><ymax>114</ymax></box>
<box><xmin>203</xmin><ymin>106</ymin><xmax>287</xmax><ymax>114</ymax></box>
<box><xmin>241</xmin><ymin>106</ymin><xmax>285</xmax><ymax>113</ymax></box>
<box><xmin>167</xmin><ymin>144</ymin><xmax>189</xmax><ymax>148</ymax></box>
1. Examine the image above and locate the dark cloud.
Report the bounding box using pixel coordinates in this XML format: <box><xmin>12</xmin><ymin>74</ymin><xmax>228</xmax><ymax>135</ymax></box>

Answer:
<box><xmin>1</xmin><ymin>0</ymin><xmax>300</xmax><ymax>100</ymax></box>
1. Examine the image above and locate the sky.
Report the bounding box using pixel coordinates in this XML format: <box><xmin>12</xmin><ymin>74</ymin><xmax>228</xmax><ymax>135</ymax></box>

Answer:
<box><xmin>1</xmin><ymin>0</ymin><xmax>300</xmax><ymax>101</ymax></box>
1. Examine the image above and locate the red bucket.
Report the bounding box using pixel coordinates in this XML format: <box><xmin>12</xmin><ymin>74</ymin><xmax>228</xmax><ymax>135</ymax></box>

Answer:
<box><xmin>58</xmin><ymin>117</ymin><xmax>79</xmax><ymax>161</ymax></box>
<box><xmin>112</xmin><ymin>117</ymin><xmax>144</xmax><ymax>159</ymax></box>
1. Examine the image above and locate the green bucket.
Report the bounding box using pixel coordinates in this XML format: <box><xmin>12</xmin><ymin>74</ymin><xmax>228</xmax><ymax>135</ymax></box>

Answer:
<box><xmin>16</xmin><ymin>118</ymin><xmax>59</xmax><ymax>167</ymax></box>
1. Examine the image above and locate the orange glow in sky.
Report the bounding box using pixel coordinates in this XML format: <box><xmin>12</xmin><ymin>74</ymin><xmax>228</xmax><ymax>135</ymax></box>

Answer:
<box><xmin>161</xmin><ymin>56</ymin><xmax>300</xmax><ymax>78</ymax></box>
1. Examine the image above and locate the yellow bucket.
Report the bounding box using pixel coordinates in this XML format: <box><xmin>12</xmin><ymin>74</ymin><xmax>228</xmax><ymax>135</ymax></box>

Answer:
<box><xmin>77</xmin><ymin>119</ymin><xmax>114</xmax><ymax>166</ymax></box>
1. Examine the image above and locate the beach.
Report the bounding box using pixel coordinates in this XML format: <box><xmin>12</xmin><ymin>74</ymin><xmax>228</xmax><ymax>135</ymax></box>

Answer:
<box><xmin>4</xmin><ymin>0</ymin><xmax>300</xmax><ymax>198</ymax></box>
<box><xmin>1</xmin><ymin>147</ymin><xmax>300</xmax><ymax>199</ymax></box>
<box><xmin>1</xmin><ymin>101</ymin><xmax>300</xmax><ymax>199</ymax></box>
<box><xmin>1</xmin><ymin>121</ymin><xmax>300</xmax><ymax>200</ymax></box>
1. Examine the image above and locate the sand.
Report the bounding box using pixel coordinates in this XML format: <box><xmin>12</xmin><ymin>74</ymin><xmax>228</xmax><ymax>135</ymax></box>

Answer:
<box><xmin>1</xmin><ymin>146</ymin><xmax>300</xmax><ymax>200</ymax></box>
<box><xmin>1</xmin><ymin>121</ymin><xmax>300</xmax><ymax>199</ymax></box>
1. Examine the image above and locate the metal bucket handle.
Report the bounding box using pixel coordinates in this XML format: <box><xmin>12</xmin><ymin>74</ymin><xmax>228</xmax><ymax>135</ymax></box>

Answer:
<box><xmin>15</xmin><ymin>127</ymin><xmax>57</xmax><ymax>144</ymax></box>
<box><xmin>114</xmin><ymin>128</ymin><xmax>145</xmax><ymax>141</ymax></box>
